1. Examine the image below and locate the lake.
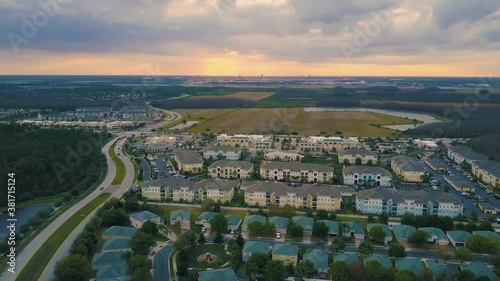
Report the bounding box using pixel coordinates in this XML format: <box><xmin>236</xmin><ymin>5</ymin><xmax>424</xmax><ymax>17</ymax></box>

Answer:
<box><xmin>0</xmin><ymin>203</ymin><xmax>54</xmax><ymax>240</ymax></box>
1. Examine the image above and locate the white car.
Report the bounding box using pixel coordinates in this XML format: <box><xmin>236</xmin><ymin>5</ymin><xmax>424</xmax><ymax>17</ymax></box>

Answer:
<box><xmin>201</xmin><ymin>227</ymin><xmax>206</xmax><ymax>233</ymax></box>
<box><xmin>276</xmin><ymin>232</ymin><xmax>281</xmax><ymax>239</ymax></box>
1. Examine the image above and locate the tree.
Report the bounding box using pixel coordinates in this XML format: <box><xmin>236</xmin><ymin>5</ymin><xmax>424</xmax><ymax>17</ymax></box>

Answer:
<box><xmin>378</xmin><ymin>213</ymin><xmax>389</xmax><ymax>224</ymax></box>
<box><xmin>197</xmin><ymin>233</ymin><xmax>206</xmax><ymax>245</ymax></box>
<box><xmin>358</xmin><ymin>242</ymin><xmax>374</xmax><ymax>256</ymax></box>
<box><xmin>287</xmin><ymin>222</ymin><xmax>304</xmax><ymax>239</ymax></box>
<box><xmin>466</xmin><ymin>234</ymin><xmax>500</xmax><ymax>253</ymax></box>
<box><xmin>174</xmin><ymin>230</ymin><xmax>196</xmax><ymax>250</ymax></box>
<box><xmin>201</xmin><ymin>198</ymin><xmax>216</xmax><ymax>211</ymax></box>
<box><xmin>210</xmin><ymin>213</ymin><xmax>228</xmax><ymax>234</ymax></box>
<box><xmin>54</xmin><ymin>254</ymin><xmax>92</xmax><ymax>281</ymax></box>
<box><xmin>141</xmin><ymin>221</ymin><xmax>158</xmax><ymax>235</ymax></box>
<box><xmin>100</xmin><ymin>209</ymin><xmax>130</xmax><ymax>227</ymax></box>
<box><xmin>465</xmin><ymin>222</ymin><xmax>478</xmax><ymax>233</ymax></box>
<box><xmin>330</xmin><ymin>237</ymin><xmax>346</xmax><ymax>254</ymax></box>
<box><xmin>435</xmin><ymin>272</ymin><xmax>452</xmax><ymax>281</ymax></box>
<box><xmin>213</xmin><ymin>232</ymin><xmax>224</xmax><ymax>244</ymax></box>
<box><xmin>394</xmin><ymin>269</ymin><xmax>416</xmax><ymax>281</ymax></box>
<box><xmin>355</xmin><ymin>158</ymin><xmax>362</xmax><ymax>165</ymax></box>
<box><xmin>478</xmin><ymin>221</ymin><xmax>494</xmax><ymax>231</ymax></box>
<box><xmin>348</xmin><ymin>262</ymin><xmax>369</xmax><ymax>281</ymax></box>
<box><xmin>315</xmin><ymin>209</ymin><xmax>329</xmax><ymax>220</ymax></box>
<box><xmin>236</xmin><ymin>234</ymin><xmax>244</xmax><ymax>249</ymax></box>
<box><xmin>388</xmin><ymin>243</ymin><xmax>407</xmax><ymax>258</ymax></box>
<box><xmin>328</xmin><ymin>261</ymin><xmax>349</xmax><ymax>281</ymax></box>
<box><xmin>368</xmin><ymin>214</ymin><xmax>376</xmax><ymax>223</ymax></box>
<box><xmin>455</xmin><ymin>270</ymin><xmax>476</xmax><ymax>281</ymax></box>
<box><xmin>130</xmin><ymin>232</ymin><xmax>155</xmax><ymax>255</ymax></box>
<box><xmin>263</xmin><ymin>260</ymin><xmax>286</xmax><ymax>281</ymax></box>
<box><xmin>491</xmin><ymin>256</ymin><xmax>500</xmax><ymax>275</ymax></box>
<box><xmin>454</xmin><ymin>247</ymin><xmax>473</xmax><ymax>264</ymax></box>
<box><xmin>312</xmin><ymin>221</ymin><xmax>329</xmax><ymax>239</ymax></box>
<box><xmin>369</xmin><ymin>226</ymin><xmax>387</xmax><ymax>243</ymax></box>
<box><xmin>297</xmin><ymin>259</ymin><xmax>316</xmax><ymax>279</ymax></box>
<box><xmin>419</xmin><ymin>267</ymin><xmax>434</xmax><ymax>281</ymax></box>
<box><xmin>367</xmin><ymin>159</ymin><xmax>374</xmax><ymax>166</ymax></box>
<box><xmin>408</xmin><ymin>229</ymin><xmax>429</xmax><ymax>246</ymax></box>
<box><xmin>248</xmin><ymin>221</ymin><xmax>276</xmax><ymax>237</ymax></box>
<box><xmin>129</xmin><ymin>254</ymin><xmax>153</xmax><ymax>281</ymax></box>
<box><xmin>245</xmin><ymin>253</ymin><xmax>269</xmax><ymax>280</ymax></box>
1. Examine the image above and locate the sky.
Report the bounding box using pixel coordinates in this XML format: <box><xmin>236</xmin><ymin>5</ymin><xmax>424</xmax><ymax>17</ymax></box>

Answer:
<box><xmin>0</xmin><ymin>0</ymin><xmax>499</xmax><ymax>76</ymax></box>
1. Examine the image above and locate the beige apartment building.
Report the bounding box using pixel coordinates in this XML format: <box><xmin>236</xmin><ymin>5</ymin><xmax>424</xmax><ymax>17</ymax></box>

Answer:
<box><xmin>208</xmin><ymin>160</ymin><xmax>254</xmax><ymax>179</ymax></box>
<box><xmin>173</xmin><ymin>150</ymin><xmax>204</xmax><ymax>173</ymax></box>
<box><xmin>338</xmin><ymin>149</ymin><xmax>378</xmax><ymax>165</ymax></box>
<box><xmin>260</xmin><ymin>162</ymin><xmax>335</xmax><ymax>183</ymax></box>
<box><xmin>391</xmin><ymin>155</ymin><xmax>426</xmax><ymax>182</ymax></box>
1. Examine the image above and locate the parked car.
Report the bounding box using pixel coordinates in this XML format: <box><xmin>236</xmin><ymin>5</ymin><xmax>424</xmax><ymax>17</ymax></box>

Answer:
<box><xmin>276</xmin><ymin>232</ymin><xmax>281</xmax><ymax>239</ymax></box>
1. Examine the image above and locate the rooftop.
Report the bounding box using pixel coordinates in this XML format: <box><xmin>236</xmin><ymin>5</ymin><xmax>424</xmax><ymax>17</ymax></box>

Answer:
<box><xmin>303</xmin><ymin>250</ymin><xmax>328</xmax><ymax>270</ymax></box>
<box><xmin>292</xmin><ymin>216</ymin><xmax>314</xmax><ymax>229</ymax></box>
<box><xmin>446</xmin><ymin>231</ymin><xmax>471</xmax><ymax>243</ymax></box>
<box><xmin>363</xmin><ymin>254</ymin><xmax>392</xmax><ymax>268</ymax></box>
<box><xmin>174</xmin><ymin>150</ymin><xmax>204</xmax><ymax>165</ymax></box>
<box><xmin>367</xmin><ymin>223</ymin><xmax>392</xmax><ymax>238</ymax></box>
<box><xmin>472</xmin><ymin>231</ymin><xmax>500</xmax><ymax>240</ymax></box>
<box><xmin>425</xmin><ymin>259</ymin><xmax>458</xmax><ymax>277</ymax></box>
<box><xmin>448</xmin><ymin>146</ymin><xmax>488</xmax><ymax>161</ymax></box>
<box><xmin>95</xmin><ymin>264</ymin><xmax>129</xmax><ymax>280</ymax></box>
<box><xmin>392</xmin><ymin>224</ymin><xmax>416</xmax><ymax>240</ymax></box>
<box><xmin>269</xmin><ymin>217</ymin><xmax>290</xmax><ymax>229</ymax></box>
<box><xmin>204</xmin><ymin>145</ymin><xmax>241</xmax><ymax>153</ymax></box>
<box><xmin>338</xmin><ymin>149</ymin><xmax>376</xmax><ymax>157</ymax></box>
<box><xmin>170</xmin><ymin>210</ymin><xmax>190</xmax><ymax>221</ymax></box>
<box><xmin>195</xmin><ymin>179</ymin><xmax>238</xmax><ymax>192</ymax></box>
<box><xmin>102</xmin><ymin>239</ymin><xmax>131</xmax><ymax>252</ymax></box>
<box><xmin>391</xmin><ymin>155</ymin><xmax>426</xmax><ymax>172</ymax></box>
<box><xmin>261</xmin><ymin>162</ymin><xmax>334</xmax><ymax>173</ymax></box>
<box><xmin>461</xmin><ymin>262</ymin><xmax>497</xmax><ymax>280</ymax></box>
<box><xmin>343</xmin><ymin>165</ymin><xmax>391</xmax><ymax>177</ymax></box>
<box><xmin>319</xmin><ymin>220</ymin><xmax>339</xmax><ymax>234</ymax></box>
<box><xmin>91</xmin><ymin>252</ymin><xmax>127</xmax><ymax>267</ymax></box>
<box><xmin>242</xmin><ymin>215</ymin><xmax>266</xmax><ymax>228</ymax></box>
<box><xmin>419</xmin><ymin>227</ymin><xmax>448</xmax><ymax>241</ymax></box>
<box><xmin>197</xmin><ymin>212</ymin><xmax>217</xmax><ymax>223</ymax></box>
<box><xmin>356</xmin><ymin>188</ymin><xmax>462</xmax><ymax>206</ymax></box>
<box><xmin>129</xmin><ymin>211</ymin><xmax>160</xmax><ymax>222</ymax></box>
<box><xmin>243</xmin><ymin>241</ymin><xmax>271</xmax><ymax>254</ymax></box>
<box><xmin>395</xmin><ymin>258</ymin><xmax>424</xmax><ymax>275</ymax></box>
<box><xmin>343</xmin><ymin>221</ymin><xmax>365</xmax><ymax>236</ymax></box>
<box><xmin>226</xmin><ymin>215</ymin><xmax>242</xmax><ymax>227</ymax></box>
<box><xmin>102</xmin><ymin>226</ymin><xmax>137</xmax><ymax>239</ymax></box>
<box><xmin>332</xmin><ymin>253</ymin><xmax>359</xmax><ymax>265</ymax></box>
<box><xmin>208</xmin><ymin>160</ymin><xmax>254</xmax><ymax>170</ymax></box>
<box><xmin>198</xmin><ymin>268</ymin><xmax>238</xmax><ymax>281</ymax></box>
<box><xmin>272</xmin><ymin>243</ymin><xmax>299</xmax><ymax>256</ymax></box>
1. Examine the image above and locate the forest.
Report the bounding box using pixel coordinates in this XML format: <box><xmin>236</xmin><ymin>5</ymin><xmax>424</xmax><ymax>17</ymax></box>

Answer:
<box><xmin>0</xmin><ymin>124</ymin><xmax>110</xmax><ymax>206</ymax></box>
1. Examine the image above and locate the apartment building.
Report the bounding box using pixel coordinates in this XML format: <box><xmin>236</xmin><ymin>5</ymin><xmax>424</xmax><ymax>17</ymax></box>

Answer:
<box><xmin>208</xmin><ymin>160</ymin><xmax>254</xmax><ymax>179</ymax></box>
<box><xmin>338</xmin><ymin>149</ymin><xmax>378</xmax><ymax>165</ymax></box>
<box><xmin>216</xmin><ymin>134</ymin><xmax>273</xmax><ymax>149</ymax></box>
<box><xmin>120</xmin><ymin>105</ymin><xmax>151</xmax><ymax>120</ymax></box>
<box><xmin>471</xmin><ymin>160</ymin><xmax>500</xmax><ymax>189</ymax></box>
<box><xmin>141</xmin><ymin>177</ymin><xmax>183</xmax><ymax>201</ymax></box>
<box><xmin>260</xmin><ymin>162</ymin><xmax>334</xmax><ymax>183</ymax></box>
<box><xmin>203</xmin><ymin>145</ymin><xmax>241</xmax><ymax>160</ymax></box>
<box><xmin>355</xmin><ymin>189</ymin><xmax>463</xmax><ymax>218</ymax></box>
<box><xmin>75</xmin><ymin>107</ymin><xmax>111</xmax><ymax>120</ymax></box>
<box><xmin>298</xmin><ymin>137</ymin><xmax>361</xmax><ymax>152</ymax></box>
<box><xmin>342</xmin><ymin>165</ymin><xmax>392</xmax><ymax>187</ymax></box>
<box><xmin>391</xmin><ymin>155</ymin><xmax>426</xmax><ymax>182</ymax></box>
<box><xmin>173</xmin><ymin>150</ymin><xmax>204</xmax><ymax>173</ymax></box>
<box><xmin>265</xmin><ymin>151</ymin><xmax>304</xmax><ymax>162</ymax></box>
<box><xmin>447</xmin><ymin>145</ymin><xmax>488</xmax><ymax>165</ymax></box>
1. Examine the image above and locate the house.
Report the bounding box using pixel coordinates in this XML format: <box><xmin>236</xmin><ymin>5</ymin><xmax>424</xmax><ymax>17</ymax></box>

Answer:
<box><xmin>471</xmin><ymin>160</ymin><xmax>500</xmax><ymax>189</ymax></box>
<box><xmin>367</xmin><ymin>223</ymin><xmax>393</xmax><ymax>242</ymax></box>
<box><xmin>242</xmin><ymin>215</ymin><xmax>266</xmax><ymax>232</ymax></box>
<box><xmin>101</xmin><ymin>239</ymin><xmax>131</xmax><ymax>253</ymax></box>
<box><xmin>173</xmin><ymin>150</ymin><xmax>204</xmax><ymax>173</ymax></box>
<box><xmin>419</xmin><ymin>227</ymin><xmax>449</xmax><ymax>246</ymax></box>
<box><xmin>226</xmin><ymin>215</ymin><xmax>242</xmax><ymax>233</ymax></box>
<box><xmin>395</xmin><ymin>258</ymin><xmax>424</xmax><ymax>276</ymax></box>
<box><xmin>303</xmin><ymin>250</ymin><xmax>329</xmax><ymax>277</ymax></box>
<box><xmin>269</xmin><ymin>217</ymin><xmax>289</xmax><ymax>236</ymax></box>
<box><xmin>343</xmin><ymin>222</ymin><xmax>365</xmax><ymax>240</ymax></box>
<box><xmin>203</xmin><ymin>145</ymin><xmax>241</xmax><ymax>160</ymax></box>
<box><xmin>424</xmin><ymin>260</ymin><xmax>458</xmax><ymax>278</ymax></box>
<box><xmin>342</xmin><ymin>165</ymin><xmax>391</xmax><ymax>187</ymax></box>
<box><xmin>265</xmin><ymin>151</ymin><xmax>304</xmax><ymax>162</ymax></box>
<box><xmin>320</xmin><ymin>220</ymin><xmax>339</xmax><ymax>238</ymax></box>
<box><xmin>208</xmin><ymin>160</ymin><xmax>253</xmax><ymax>179</ymax></box>
<box><xmin>472</xmin><ymin>231</ymin><xmax>500</xmax><ymax>240</ymax></box>
<box><xmin>332</xmin><ymin>253</ymin><xmax>359</xmax><ymax>265</ymax></box>
<box><xmin>477</xmin><ymin>202</ymin><xmax>498</xmax><ymax>215</ymax></box>
<box><xmin>292</xmin><ymin>216</ymin><xmax>314</xmax><ymax>236</ymax></box>
<box><xmin>196</xmin><ymin>212</ymin><xmax>217</xmax><ymax>228</ymax></box>
<box><xmin>94</xmin><ymin>264</ymin><xmax>130</xmax><ymax>280</ymax></box>
<box><xmin>392</xmin><ymin>225</ymin><xmax>416</xmax><ymax>242</ymax></box>
<box><xmin>198</xmin><ymin>268</ymin><xmax>238</xmax><ymax>281</ymax></box>
<box><xmin>446</xmin><ymin>231</ymin><xmax>471</xmax><ymax>247</ymax></box>
<box><xmin>91</xmin><ymin>251</ymin><xmax>127</xmax><ymax>270</ymax></box>
<box><xmin>170</xmin><ymin>210</ymin><xmax>190</xmax><ymax>230</ymax></box>
<box><xmin>363</xmin><ymin>254</ymin><xmax>392</xmax><ymax>268</ymax></box>
<box><xmin>460</xmin><ymin>262</ymin><xmax>497</xmax><ymax>281</ymax></box>
<box><xmin>102</xmin><ymin>226</ymin><xmax>137</xmax><ymax>240</ymax></box>
<box><xmin>129</xmin><ymin>211</ymin><xmax>162</xmax><ymax>228</ymax></box>
<box><xmin>444</xmin><ymin>176</ymin><xmax>476</xmax><ymax>193</ymax></box>
<box><xmin>391</xmin><ymin>155</ymin><xmax>426</xmax><ymax>182</ymax></box>
<box><xmin>272</xmin><ymin>243</ymin><xmax>299</xmax><ymax>266</ymax></box>
<box><xmin>242</xmin><ymin>241</ymin><xmax>271</xmax><ymax>262</ymax></box>
<box><xmin>260</xmin><ymin>162</ymin><xmax>334</xmax><ymax>183</ymax></box>
<box><xmin>338</xmin><ymin>149</ymin><xmax>378</xmax><ymax>165</ymax></box>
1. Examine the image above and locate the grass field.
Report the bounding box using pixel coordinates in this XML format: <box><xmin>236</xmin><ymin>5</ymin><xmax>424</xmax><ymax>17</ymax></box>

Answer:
<box><xmin>184</xmin><ymin>244</ymin><xmax>229</xmax><ymax>268</ymax></box>
<box><xmin>16</xmin><ymin>193</ymin><xmax>111</xmax><ymax>281</ymax></box>
<box><xmin>109</xmin><ymin>144</ymin><xmax>125</xmax><ymax>185</ymax></box>
<box><xmin>190</xmin><ymin>91</ymin><xmax>274</xmax><ymax>102</ymax></box>
<box><xmin>179</xmin><ymin>108</ymin><xmax>413</xmax><ymax>137</ymax></box>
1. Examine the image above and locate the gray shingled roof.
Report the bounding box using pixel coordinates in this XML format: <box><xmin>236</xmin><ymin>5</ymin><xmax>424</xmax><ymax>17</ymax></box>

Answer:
<box><xmin>208</xmin><ymin>160</ymin><xmax>254</xmax><ymax>170</ymax></box>
<box><xmin>343</xmin><ymin>165</ymin><xmax>391</xmax><ymax>177</ymax></box>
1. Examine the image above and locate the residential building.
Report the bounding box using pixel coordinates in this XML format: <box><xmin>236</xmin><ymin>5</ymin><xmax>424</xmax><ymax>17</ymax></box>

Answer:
<box><xmin>164</xmin><ymin>179</ymin><xmax>238</xmax><ymax>204</ymax></box>
<box><xmin>356</xmin><ymin>189</ymin><xmax>464</xmax><ymax>218</ymax></box>
<box><xmin>471</xmin><ymin>160</ymin><xmax>500</xmax><ymax>189</ymax></box>
<box><xmin>269</xmin><ymin>217</ymin><xmax>289</xmax><ymax>236</ymax></box>
<box><xmin>425</xmin><ymin>260</ymin><xmax>458</xmax><ymax>278</ymax></box>
<box><xmin>419</xmin><ymin>227</ymin><xmax>449</xmax><ymax>246</ymax></box>
<box><xmin>173</xmin><ymin>150</ymin><xmax>204</xmax><ymax>173</ymax></box>
<box><xmin>415</xmin><ymin>140</ymin><xmax>439</xmax><ymax>152</ymax></box>
<box><xmin>343</xmin><ymin>222</ymin><xmax>365</xmax><ymax>240</ymax></box>
<box><xmin>447</xmin><ymin>145</ymin><xmax>488</xmax><ymax>165</ymax></box>
<box><xmin>265</xmin><ymin>151</ymin><xmax>304</xmax><ymax>162</ymax></box>
<box><xmin>203</xmin><ymin>145</ymin><xmax>242</xmax><ymax>160</ymax></box>
<box><xmin>75</xmin><ymin>107</ymin><xmax>111</xmax><ymax>120</ymax></box>
<box><xmin>460</xmin><ymin>262</ymin><xmax>497</xmax><ymax>281</ymax></box>
<box><xmin>129</xmin><ymin>211</ymin><xmax>162</xmax><ymax>228</ymax></box>
<box><xmin>444</xmin><ymin>176</ymin><xmax>476</xmax><ymax>193</ymax></box>
<box><xmin>298</xmin><ymin>136</ymin><xmax>361</xmax><ymax>152</ymax></box>
<box><xmin>446</xmin><ymin>231</ymin><xmax>471</xmax><ymax>247</ymax></box>
<box><xmin>292</xmin><ymin>216</ymin><xmax>314</xmax><ymax>236</ymax></box>
<box><xmin>472</xmin><ymin>231</ymin><xmax>500</xmax><ymax>240</ymax></box>
<box><xmin>42</xmin><ymin>112</ymin><xmax>77</xmax><ymax>122</ymax></box>
<box><xmin>226</xmin><ymin>215</ymin><xmax>242</xmax><ymax>233</ymax></box>
<box><xmin>332</xmin><ymin>253</ymin><xmax>358</xmax><ymax>265</ymax></box>
<box><xmin>425</xmin><ymin>157</ymin><xmax>447</xmax><ymax>173</ymax></box>
<box><xmin>303</xmin><ymin>250</ymin><xmax>328</xmax><ymax>277</ymax></box>
<box><xmin>260</xmin><ymin>162</ymin><xmax>334</xmax><ymax>183</ymax></box>
<box><xmin>364</xmin><ymin>255</ymin><xmax>392</xmax><ymax>268</ymax></box>
<box><xmin>170</xmin><ymin>210</ymin><xmax>190</xmax><ymax>230</ymax></box>
<box><xmin>395</xmin><ymin>258</ymin><xmax>424</xmax><ymax>276</ymax></box>
<box><xmin>242</xmin><ymin>241</ymin><xmax>270</xmax><ymax>262</ymax></box>
<box><xmin>216</xmin><ymin>134</ymin><xmax>273</xmax><ymax>149</ymax></box>
<box><xmin>198</xmin><ymin>268</ymin><xmax>238</xmax><ymax>281</ymax></box>
<box><xmin>141</xmin><ymin>177</ymin><xmax>186</xmax><ymax>201</ymax></box>
<box><xmin>392</xmin><ymin>225</ymin><xmax>416</xmax><ymax>242</ymax></box>
<box><xmin>120</xmin><ymin>105</ymin><xmax>151</xmax><ymax>120</ymax></box>
<box><xmin>477</xmin><ymin>202</ymin><xmax>497</xmax><ymax>215</ymax></box>
<box><xmin>242</xmin><ymin>215</ymin><xmax>266</xmax><ymax>232</ymax></box>
<box><xmin>272</xmin><ymin>243</ymin><xmax>299</xmax><ymax>266</ymax></box>
<box><xmin>320</xmin><ymin>220</ymin><xmax>339</xmax><ymax>238</ymax></box>
<box><xmin>101</xmin><ymin>239</ymin><xmax>131</xmax><ymax>253</ymax></box>
<box><xmin>91</xmin><ymin>252</ymin><xmax>127</xmax><ymax>270</ymax></box>
<box><xmin>94</xmin><ymin>264</ymin><xmax>130</xmax><ymax>280</ymax></box>
<box><xmin>102</xmin><ymin>226</ymin><xmax>137</xmax><ymax>240</ymax></box>
<box><xmin>342</xmin><ymin>165</ymin><xmax>392</xmax><ymax>187</ymax></box>
<box><xmin>391</xmin><ymin>155</ymin><xmax>427</xmax><ymax>182</ymax></box>
<box><xmin>195</xmin><ymin>212</ymin><xmax>217</xmax><ymax>229</ymax></box>
<box><xmin>338</xmin><ymin>149</ymin><xmax>378</xmax><ymax>165</ymax></box>
<box><xmin>367</xmin><ymin>223</ymin><xmax>392</xmax><ymax>242</ymax></box>
<box><xmin>208</xmin><ymin>160</ymin><xmax>253</xmax><ymax>179</ymax></box>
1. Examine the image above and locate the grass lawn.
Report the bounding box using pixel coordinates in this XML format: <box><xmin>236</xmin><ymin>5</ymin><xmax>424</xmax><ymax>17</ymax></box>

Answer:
<box><xmin>16</xmin><ymin>193</ymin><xmax>111</xmax><ymax>281</ymax></box>
<box><xmin>183</xmin><ymin>244</ymin><xmax>229</xmax><ymax>269</ymax></box>
<box><xmin>109</xmin><ymin>144</ymin><xmax>125</xmax><ymax>185</ymax></box>
<box><xmin>178</xmin><ymin>108</ymin><xmax>413</xmax><ymax>137</ymax></box>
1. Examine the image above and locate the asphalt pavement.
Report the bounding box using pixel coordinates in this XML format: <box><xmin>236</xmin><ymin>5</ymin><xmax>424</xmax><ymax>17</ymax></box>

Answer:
<box><xmin>154</xmin><ymin>244</ymin><xmax>175</xmax><ymax>281</ymax></box>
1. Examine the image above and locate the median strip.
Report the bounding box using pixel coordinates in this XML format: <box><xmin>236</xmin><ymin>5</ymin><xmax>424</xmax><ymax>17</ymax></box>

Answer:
<box><xmin>109</xmin><ymin>144</ymin><xmax>126</xmax><ymax>185</ymax></box>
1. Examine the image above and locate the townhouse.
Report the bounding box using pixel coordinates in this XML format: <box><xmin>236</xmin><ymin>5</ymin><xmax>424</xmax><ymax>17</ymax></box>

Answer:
<box><xmin>202</xmin><ymin>145</ymin><xmax>242</xmax><ymax>160</ymax></box>
<box><xmin>173</xmin><ymin>150</ymin><xmax>204</xmax><ymax>173</ymax></box>
<box><xmin>260</xmin><ymin>162</ymin><xmax>334</xmax><ymax>183</ymax></box>
<box><xmin>338</xmin><ymin>149</ymin><xmax>378</xmax><ymax>165</ymax></box>
<box><xmin>342</xmin><ymin>165</ymin><xmax>392</xmax><ymax>187</ymax></box>
<box><xmin>471</xmin><ymin>160</ymin><xmax>500</xmax><ymax>189</ymax></box>
<box><xmin>447</xmin><ymin>145</ymin><xmax>488</xmax><ymax>165</ymax></box>
<box><xmin>216</xmin><ymin>134</ymin><xmax>273</xmax><ymax>149</ymax></box>
<box><xmin>272</xmin><ymin>244</ymin><xmax>299</xmax><ymax>266</ymax></box>
<box><xmin>391</xmin><ymin>155</ymin><xmax>427</xmax><ymax>182</ymax></box>
<box><xmin>355</xmin><ymin>189</ymin><xmax>464</xmax><ymax>218</ymax></box>
<box><xmin>208</xmin><ymin>160</ymin><xmax>254</xmax><ymax>179</ymax></box>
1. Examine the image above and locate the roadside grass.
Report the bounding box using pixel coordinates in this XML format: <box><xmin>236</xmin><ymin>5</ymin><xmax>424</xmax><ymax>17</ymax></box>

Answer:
<box><xmin>155</xmin><ymin>113</ymin><xmax>187</xmax><ymax>132</ymax></box>
<box><xmin>0</xmin><ymin>194</ymin><xmax>64</xmax><ymax>213</ymax></box>
<box><xmin>16</xmin><ymin>193</ymin><xmax>111</xmax><ymax>281</ymax></box>
<box><xmin>109</xmin><ymin>144</ymin><xmax>125</xmax><ymax>185</ymax></box>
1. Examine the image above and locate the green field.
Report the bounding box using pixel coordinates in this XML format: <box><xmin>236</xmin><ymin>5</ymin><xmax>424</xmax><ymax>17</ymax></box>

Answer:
<box><xmin>16</xmin><ymin>193</ymin><xmax>111</xmax><ymax>281</ymax></box>
<box><xmin>183</xmin><ymin>244</ymin><xmax>229</xmax><ymax>268</ymax></box>
<box><xmin>109</xmin><ymin>144</ymin><xmax>125</xmax><ymax>185</ymax></box>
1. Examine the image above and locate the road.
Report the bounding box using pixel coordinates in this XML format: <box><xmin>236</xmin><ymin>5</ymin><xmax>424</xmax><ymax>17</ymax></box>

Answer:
<box><xmin>154</xmin><ymin>244</ymin><xmax>175</xmax><ymax>281</ymax></box>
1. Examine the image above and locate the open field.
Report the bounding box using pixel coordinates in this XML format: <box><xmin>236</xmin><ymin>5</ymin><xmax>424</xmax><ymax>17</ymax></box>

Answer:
<box><xmin>109</xmin><ymin>145</ymin><xmax>125</xmax><ymax>185</ymax></box>
<box><xmin>190</xmin><ymin>91</ymin><xmax>274</xmax><ymax>102</ymax></box>
<box><xmin>179</xmin><ymin>108</ymin><xmax>414</xmax><ymax>137</ymax></box>
<box><xmin>16</xmin><ymin>193</ymin><xmax>111</xmax><ymax>281</ymax></box>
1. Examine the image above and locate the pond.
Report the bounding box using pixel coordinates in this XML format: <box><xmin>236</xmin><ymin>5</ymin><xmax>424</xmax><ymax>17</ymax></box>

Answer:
<box><xmin>0</xmin><ymin>203</ymin><xmax>54</xmax><ymax>240</ymax></box>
